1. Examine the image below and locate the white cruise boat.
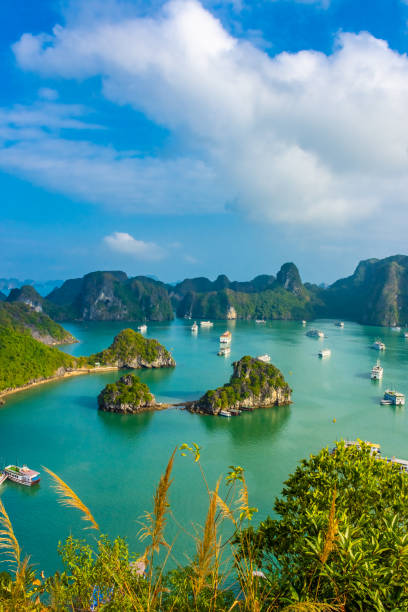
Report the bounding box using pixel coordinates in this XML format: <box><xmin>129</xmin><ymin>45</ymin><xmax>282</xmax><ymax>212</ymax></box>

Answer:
<box><xmin>257</xmin><ymin>354</ymin><xmax>271</xmax><ymax>363</ymax></box>
<box><xmin>219</xmin><ymin>410</ymin><xmax>232</xmax><ymax>417</ymax></box>
<box><xmin>302</xmin><ymin>320</ymin><xmax>307</xmax><ymax>326</ymax></box>
<box><xmin>370</xmin><ymin>360</ymin><xmax>383</xmax><ymax>380</ymax></box>
<box><xmin>391</xmin><ymin>326</ymin><xmax>401</xmax><ymax>332</ymax></box>
<box><xmin>191</xmin><ymin>322</ymin><xmax>198</xmax><ymax>332</ymax></box>
<box><xmin>218</xmin><ymin>346</ymin><xmax>231</xmax><ymax>356</ymax></box>
<box><xmin>404</xmin><ymin>332</ymin><xmax>408</xmax><ymax>339</ymax></box>
<box><xmin>372</xmin><ymin>340</ymin><xmax>385</xmax><ymax>351</ymax></box>
<box><xmin>4</xmin><ymin>465</ymin><xmax>40</xmax><ymax>486</ymax></box>
<box><xmin>220</xmin><ymin>331</ymin><xmax>232</xmax><ymax>343</ymax></box>
<box><xmin>200</xmin><ymin>321</ymin><xmax>213</xmax><ymax>328</ymax></box>
<box><xmin>318</xmin><ymin>349</ymin><xmax>331</xmax><ymax>358</ymax></box>
<box><xmin>334</xmin><ymin>321</ymin><xmax>344</xmax><ymax>328</ymax></box>
<box><xmin>137</xmin><ymin>324</ymin><xmax>147</xmax><ymax>334</ymax></box>
<box><xmin>306</xmin><ymin>329</ymin><xmax>324</xmax><ymax>338</ymax></box>
<box><xmin>255</xmin><ymin>319</ymin><xmax>266</xmax><ymax>324</ymax></box>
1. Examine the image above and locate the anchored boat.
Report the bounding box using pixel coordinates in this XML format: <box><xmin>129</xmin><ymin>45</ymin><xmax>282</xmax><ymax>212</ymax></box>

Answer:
<box><xmin>191</xmin><ymin>322</ymin><xmax>198</xmax><ymax>332</ymax></box>
<box><xmin>200</xmin><ymin>321</ymin><xmax>213</xmax><ymax>328</ymax></box>
<box><xmin>371</xmin><ymin>360</ymin><xmax>383</xmax><ymax>380</ymax></box>
<box><xmin>137</xmin><ymin>324</ymin><xmax>147</xmax><ymax>334</ymax></box>
<box><xmin>381</xmin><ymin>390</ymin><xmax>405</xmax><ymax>406</ymax></box>
<box><xmin>257</xmin><ymin>354</ymin><xmax>271</xmax><ymax>363</ymax></box>
<box><xmin>0</xmin><ymin>471</ymin><xmax>7</xmax><ymax>485</ymax></box>
<box><xmin>4</xmin><ymin>465</ymin><xmax>40</xmax><ymax>486</ymax></box>
<box><xmin>372</xmin><ymin>340</ymin><xmax>385</xmax><ymax>350</ymax></box>
<box><xmin>318</xmin><ymin>349</ymin><xmax>331</xmax><ymax>358</ymax></box>
<box><xmin>219</xmin><ymin>331</ymin><xmax>232</xmax><ymax>344</ymax></box>
<box><xmin>334</xmin><ymin>321</ymin><xmax>344</xmax><ymax>328</ymax></box>
<box><xmin>306</xmin><ymin>329</ymin><xmax>325</xmax><ymax>338</ymax></box>
<box><xmin>218</xmin><ymin>346</ymin><xmax>231</xmax><ymax>356</ymax></box>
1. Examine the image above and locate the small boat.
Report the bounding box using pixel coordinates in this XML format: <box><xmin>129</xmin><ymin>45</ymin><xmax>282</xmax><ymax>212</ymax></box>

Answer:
<box><xmin>391</xmin><ymin>326</ymin><xmax>401</xmax><ymax>332</ymax></box>
<box><xmin>255</xmin><ymin>319</ymin><xmax>266</xmax><ymax>324</ymax></box>
<box><xmin>318</xmin><ymin>349</ymin><xmax>331</xmax><ymax>358</ymax></box>
<box><xmin>218</xmin><ymin>346</ymin><xmax>231</xmax><ymax>356</ymax></box>
<box><xmin>219</xmin><ymin>410</ymin><xmax>232</xmax><ymax>417</ymax></box>
<box><xmin>137</xmin><ymin>324</ymin><xmax>147</xmax><ymax>334</ymax></box>
<box><xmin>191</xmin><ymin>322</ymin><xmax>198</xmax><ymax>332</ymax></box>
<box><xmin>257</xmin><ymin>354</ymin><xmax>271</xmax><ymax>363</ymax></box>
<box><xmin>302</xmin><ymin>320</ymin><xmax>307</xmax><ymax>326</ymax></box>
<box><xmin>0</xmin><ymin>471</ymin><xmax>7</xmax><ymax>485</ymax></box>
<box><xmin>219</xmin><ymin>331</ymin><xmax>232</xmax><ymax>344</ymax></box>
<box><xmin>370</xmin><ymin>360</ymin><xmax>383</xmax><ymax>380</ymax></box>
<box><xmin>200</xmin><ymin>321</ymin><xmax>213</xmax><ymax>328</ymax></box>
<box><xmin>383</xmin><ymin>390</ymin><xmax>405</xmax><ymax>406</ymax></box>
<box><xmin>306</xmin><ymin>329</ymin><xmax>324</xmax><ymax>338</ymax></box>
<box><xmin>335</xmin><ymin>321</ymin><xmax>344</xmax><ymax>328</ymax></box>
<box><xmin>372</xmin><ymin>340</ymin><xmax>385</xmax><ymax>351</ymax></box>
<box><xmin>404</xmin><ymin>332</ymin><xmax>408</xmax><ymax>339</ymax></box>
<box><xmin>4</xmin><ymin>465</ymin><xmax>40</xmax><ymax>486</ymax></box>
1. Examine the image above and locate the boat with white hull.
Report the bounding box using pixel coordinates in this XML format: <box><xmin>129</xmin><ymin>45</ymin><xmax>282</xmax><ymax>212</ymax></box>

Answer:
<box><xmin>4</xmin><ymin>465</ymin><xmax>40</xmax><ymax>486</ymax></box>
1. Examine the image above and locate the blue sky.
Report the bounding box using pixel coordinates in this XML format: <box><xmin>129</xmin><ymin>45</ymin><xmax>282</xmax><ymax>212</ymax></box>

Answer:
<box><xmin>2</xmin><ymin>0</ymin><xmax>408</xmax><ymax>284</ymax></box>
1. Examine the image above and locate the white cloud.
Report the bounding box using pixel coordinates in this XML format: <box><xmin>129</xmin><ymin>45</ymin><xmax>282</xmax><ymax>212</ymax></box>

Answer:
<box><xmin>104</xmin><ymin>232</ymin><xmax>166</xmax><ymax>259</ymax></box>
<box><xmin>9</xmin><ymin>0</ymin><xmax>408</xmax><ymax>229</ymax></box>
<box><xmin>38</xmin><ymin>87</ymin><xmax>59</xmax><ymax>100</ymax></box>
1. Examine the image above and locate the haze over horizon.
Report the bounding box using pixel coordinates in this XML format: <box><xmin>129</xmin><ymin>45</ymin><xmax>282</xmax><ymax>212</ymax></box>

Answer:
<box><xmin>2</xmin><ymin>0</ymin><xmax>408</xmax><ymax>284</ymax></box>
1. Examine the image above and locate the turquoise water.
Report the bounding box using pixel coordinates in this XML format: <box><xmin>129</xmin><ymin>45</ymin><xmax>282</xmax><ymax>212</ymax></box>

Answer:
<box><xmin>1</xmin><ymin>319</ymin><xmax>408</xmax><ymax>575</ymax></box>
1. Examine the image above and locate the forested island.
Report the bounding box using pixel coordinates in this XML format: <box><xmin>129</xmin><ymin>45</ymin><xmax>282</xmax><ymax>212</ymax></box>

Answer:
<box><xmin>5</xmin><ymin>254</ymin><xmax>408</xmax><ymax>326</ymax></box>
<box><xmin>190</xmin><ymin>356</ymin><xmax>291</xmax><ymax>415</ymax></box>
<box><xmin>0</xmin><ymin>308</ymin><xmax>175</xmax><ymax>401</ymax></box>
<box><xmin>98</xmin><ymin>373</ymin><xmax>160</xmax><ymax>414</ymax></box>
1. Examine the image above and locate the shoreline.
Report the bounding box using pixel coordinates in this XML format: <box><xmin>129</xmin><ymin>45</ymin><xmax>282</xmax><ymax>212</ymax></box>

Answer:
<box><xmin>0</xmin><ymin>366</ymin><xmax>120</xmax><ymax>401</ymax></box>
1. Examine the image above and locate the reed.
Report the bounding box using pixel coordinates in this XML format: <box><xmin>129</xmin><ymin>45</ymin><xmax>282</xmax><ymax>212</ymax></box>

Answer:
<box><xmin>42</xmin><ymin>466</ymin><xmax>99</xmax><ymax>531</ymax></box>
<box><xmin>0</xmin><ymin>497</ymin><xmax>21</xmax><ymax>571</ymax></box>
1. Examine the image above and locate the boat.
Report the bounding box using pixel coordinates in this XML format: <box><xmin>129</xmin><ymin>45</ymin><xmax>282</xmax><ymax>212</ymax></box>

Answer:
<box><xmin>257</xmin><ymin>354</ymin><xmax>271</xmax><ymax>363</ymax></box>
<box><xmin>137</xmin><ymin>324</ymin><xmax>147</xmax><ymax>334</ymax></box>
<box><xmin>219</xmin><ymin>331</ymin><xmax>232</xmax><ymax>343</ymax></box>
<box><xmin>371</xmin><ymin>340</ymin><xmax>385</xmax><ymax>351</ymax></box>
<box><xmin>302</xmin><ymin>320</ymin><xmax>307</xmax><ymax>326</ymax></box>
<box><xmin>334</xmin><ymin>321</ymin><xmax>344</xmax><ymax>328</ymax></box>
<box><xmin>306</xmin><ymin>329</ymin><xmax>324</xmax><ymax>338</ymax></box>
<box><xmin>332</xmin><ymin>441</ymin><xmax>408</xmax><ymax>473</ymax></box>
<box><xmin>255</xmin><ymin>319</ymin><xmax>266</xmax><ymax>324</ymax></box>
<box><xmin>391</xmin><ymin>326</ymin><xmax>401</xmax><ymax>332</ymax></box>
<box><xmin>200</xmin><ymin>321</ymin><xmax>213</xmax><ymax>328</ymax></box>
<box><xmin>382</xmin><ymin>390</ymin><xmax>405</xmax><ymax>406</ymax></box>
<box><xmin>218</xmin><ymin>346</ymin><xmax>231</xmax><ymax>356</ymax></box>
<box><xmin>219</xmin><ymin>410</ymin><xmax>232</xmax><ymax>417</ymax></box>
<box><xmin>318</xmin><ymin>349</ymin><xmax>331</xmax><ymax>358</ymax></box>
<box><xmin>370</xmin><ymin>360</ymin><xmax>383</xmax><ymax>380</ymax></box>
<box><xmin>0</xmin><ymin>471</ymin><xmax>7</xmax><ymax>485</ymax></box>
<box><xmin>191</xmin><ymin>322</ymin><xmax>198</xmax><ymax>332</ymax></box>
<box><xmin>404</xmin><ymin>332</ymin><xmax>408</xmax><ymax>339</ymax></box>
<box><xmin>4</xmin><ymin>465</ymin><xmax>40</xmax><ymax>486</ymax></box>
<box><xmin>331</xmin><ymin>440</ymin><xmax>381</xmax><ymax>456</ymax></box>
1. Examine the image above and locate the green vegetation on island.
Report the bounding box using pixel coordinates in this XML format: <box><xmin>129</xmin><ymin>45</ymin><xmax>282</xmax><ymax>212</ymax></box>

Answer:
<box><xmin>0</xmin><ymin>326</ymin><xmax>175</xmax><ymax>396</ymax></box>
<box><xmin>98</xmin><ymin>373</ymin><xmax>156</xmax><ymax>413</ymax></box>
<box><xmin>90</xmin><ymin>328</ymin><xmax>175</xmax><ymax>369</ymax></box>
<box><xmin>2</xmin><ymin>442</ymin><xmax>408</xmax><ymax>610</ymax></box>
<box><xmin>191</xmin><ymin>355</ymin><xmax>291</xmax><ymax>415</ymax></box>
<box><xmin>0</xmin><ymin>302</ymin><xmax>76</xmax><ymax>345</ymax></box>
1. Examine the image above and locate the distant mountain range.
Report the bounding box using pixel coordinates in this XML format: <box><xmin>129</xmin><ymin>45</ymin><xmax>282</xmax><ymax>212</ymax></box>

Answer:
<box><xmin>0</xmin><ymin>278</ymin><xmax>63</xmax><ymax>297</ymax></box>
<box><xmin>4</xmin><ymin>255</ymin><xmax>408</xmax><ymax>326</ymax></box>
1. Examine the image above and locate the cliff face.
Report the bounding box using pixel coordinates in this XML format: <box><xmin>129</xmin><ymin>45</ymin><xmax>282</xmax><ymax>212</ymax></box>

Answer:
<box><xmin>46</xmin><ymin>271</ymin><xmax>174</xmax><ymax>322</ymax></box>
<box><xmin>91</xmin><ymin>328</ymin><xmax>176</xmax><ymax>369</ymax></box>
<box><xmin>7</xmin><ymin>285</ymin><xmax>44</xmax><ymax>312</ymax></box>
<box><xmin>174</xmin><ymin>264</ymin><xmax>315</xmax><ymax>321</ymax></box>
<box><xmin>190</xmin><ymin>356</ymin><xmax>291</xmax><ymax>415</ymax></box>
<box><xmin>323</xmin><ymin>255</ymin><xmax>408</xmax><ymax>326</ymax></box>
<box><xmin>98</xmin><ymin>374</ymin><xmax>157</xmax><ymax>414</ymax></box>
<box><xmin>0</xmin><ymin>301</ymin><xmax>76</xmax><ymax>345</ymax></box>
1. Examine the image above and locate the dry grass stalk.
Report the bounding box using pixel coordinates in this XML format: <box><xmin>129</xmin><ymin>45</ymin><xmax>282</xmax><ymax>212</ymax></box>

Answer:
<box><xmin>42</xmin><ymin>466</ymin><xmax>99</xmax><ymax>530</ymax></box>
<box><xmin>0</xmin><ymin>497</ymin><xmax>21</xmax><ymax>571</ymax></box>
<box><xmin>194</xmin><ymin>479</ymin><xmax>221</xmax><ymax>597</ymax></box>
<box><xmin>282</xmin><ymin>603</ymin><xmax>341</xmax><ymax>611</ymax></box>
<box><xmin>139</xmin><ymin>448</ymin><xmax>176</xmax><ymax>557</ymax></box>
<box><xmin>320</xmin><ymin>489</ymin><xmax>338</xmax><ymax>565</ymax></box>
<box><xmin>215</xmin><ymin>493</ymin><xmax>236</xmax><ymax>527</ymax></box>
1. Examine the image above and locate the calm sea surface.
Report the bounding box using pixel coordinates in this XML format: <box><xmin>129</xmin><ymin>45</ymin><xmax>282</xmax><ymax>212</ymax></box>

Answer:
<box><xmin>1</xmin><ymin>319</ymin><xmax>408</xmax><ymax>574</ymax></box>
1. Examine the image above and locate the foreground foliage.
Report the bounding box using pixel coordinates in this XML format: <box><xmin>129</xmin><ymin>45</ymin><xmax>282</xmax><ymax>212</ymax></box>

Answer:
<box><xmin>1</xmin><ymin>442</ymin><xmax>408</xmax><ymax>610</ymax></box>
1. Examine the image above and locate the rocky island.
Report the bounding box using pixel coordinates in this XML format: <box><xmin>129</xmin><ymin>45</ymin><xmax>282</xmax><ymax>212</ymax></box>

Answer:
<box><xmin>98</xmin><ymin>374</ymin><xmax>159</xmax><ymax>414</ymax></box>
<box><xmin>189</xmin><ymin>355</ymin><xmax>291</xmax><ymax>416</ymax></box>
<box><xmin>89</xmin><ymin>328</ymin><xmax>176</xmax><ymax>369</ymax></box>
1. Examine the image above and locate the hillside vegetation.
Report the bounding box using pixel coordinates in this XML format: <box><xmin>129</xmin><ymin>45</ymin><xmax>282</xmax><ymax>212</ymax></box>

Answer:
<box><xmin>0</xmin><ymin>302</ymin><xmax>75</xmax><ymax>345</ymax></box>
<box><xmin>2</xmin><ymin>442</ymin><xmax>408</xmax><ymax>609</ymax></box>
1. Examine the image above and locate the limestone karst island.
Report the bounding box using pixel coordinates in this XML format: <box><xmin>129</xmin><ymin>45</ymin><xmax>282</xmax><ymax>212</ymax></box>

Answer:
<box><xmin>2</xmin><ymin>0</ymin><xmax>408</xmax><ymax>608</ymax></box>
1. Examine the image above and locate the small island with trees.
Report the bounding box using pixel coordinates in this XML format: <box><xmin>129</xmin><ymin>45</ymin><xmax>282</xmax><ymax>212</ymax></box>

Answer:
<box><xmin>98</xmin><ymin>373</ymin><xmax>160</xmax><ymax>414</ymax></box>
<box><xmin>189</xmin><ymin>355</ymin><xmax>291</xmax><ymax>416</ymax></box>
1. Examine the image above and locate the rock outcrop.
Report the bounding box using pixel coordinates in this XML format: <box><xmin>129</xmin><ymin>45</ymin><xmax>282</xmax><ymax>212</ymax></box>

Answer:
<box><xmin>45</xmin><ymin>271</ymin><xmax>174</xmax><ymax>322</ymax></box>
<box><xmin>90</xmin><ymin>328</ymin><xmax>176</xmax><ymax>369</ymax></box>
<box><xmin>98</xmin><ymin>374</ymin><xmax>157</xmax><ymax>414</ymax></box>
<box><xmin>190</xmin><ymin>356</ymin><xmax>291</xmax><ymax>416</ymax></box>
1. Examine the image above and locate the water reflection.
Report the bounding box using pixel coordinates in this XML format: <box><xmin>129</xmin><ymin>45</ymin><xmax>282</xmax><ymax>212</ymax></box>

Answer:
<box><xmin>200</xmin><ymin>405</ymin><xmax>291</xmax><ymax>444</ymax></box>
<box><xmin>97</xmin><ymin>409</ymin><xmax>153</xmax><ymax>438</ymax></box>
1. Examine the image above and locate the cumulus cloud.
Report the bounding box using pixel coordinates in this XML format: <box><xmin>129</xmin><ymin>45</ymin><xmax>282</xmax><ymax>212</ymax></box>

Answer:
<box><xmin>10</xmin><ymin>0</ymin><xmax>408</xmax><ymax>228</ymax></box>
<box><xmin>104</xmin><ymin>232</ymin><xmax>166</xmax><ymax>259</ymax></box>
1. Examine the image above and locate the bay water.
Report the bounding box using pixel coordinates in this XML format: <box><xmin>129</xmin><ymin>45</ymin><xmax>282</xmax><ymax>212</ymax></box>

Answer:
<box><xmin>1</xmin><ymin>319</ymin><xmax>408</xmax><ymax>574</ymax></box>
